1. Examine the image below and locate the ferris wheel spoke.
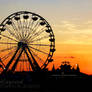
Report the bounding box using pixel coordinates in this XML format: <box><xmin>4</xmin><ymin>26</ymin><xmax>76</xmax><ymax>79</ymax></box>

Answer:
<box><xmin>26</xmin><ymin>19</ymin><xmax>29</xmax><ymax>28</ymax></box>
<box><xmin>0</xmin><ymin>46</ymin><xmax>17</xmax><ymax>52</ymax></box>
<box><xmin>18</xmin><ymin>19</ymin><xmax>26</xmax><ymax>39</ymax></box>
<box><xmin>1</xmin><ymin>48</ymin><xmax>16</xmax><ymax>61</ymax></box>
<box><xmin>27</xmin><ymin>17</ymin><xmax>32</xmax><ymax>26</ymax></box>
<box><xmin>23</xmin><ymin>19</ymin><xmax>30</xmax><ymax>38</ymax></box>
<box><xmin>27</xmin><ymin>18</ymin><xmax>33</xmax><ymax>30</ymax></box>
<box><xmin>29</xmin><ymin>21</ymin><xmax>34</xmax><ymax>31</ymax></box>
<box><xmin>28</xmin><ymin>43</ymin><xmax>50</xmax><ymax>46</ymax></box>
<box><xmin>29</xmin><ymin>46</ymin><xmax>48</xmax><ymax>55</ymax></box>
<box><xmin>16</xmin><ymin>21</ymin><xmax>23</xmax><ymax>39</ymax></box>
<box><xmin>24</xmin><ymin>27</ymin><xmax>33</xmax><ymax>40</ymax></box>
<box><xmin>11</xmin><ymin>21</ymin><xmax>22</xmax><ymax>40</ymax></box>
<box><xmin>25</xmin><ymin>28</ymin><xmax>34</xmax><ymax>40</ymax></box>
<box><xmin>24</xmin><ymin>21</ymin><xmax>28</xmax><ymax>38</ymax></box>
<box><xmin>0</xmin><ymin>42</ymin><xmax>17</xmax><ymax>45</ymax></box>
<box><xmin>31</xmin><ymin>27</ymin><xmax>46</xmax><ymax>39</ymax></box>
<box><xmin>26</xmin><ymin>21</ymin><xmax>41</xmax><ymax>40</ymax></box>
<box><xmin>26</xmin><ymin>16</ymin><xmax>39</xmax><ymax>39</ymax></box>
<box><xmin>30</xmin><ymin>35</ymin><xmax>49</xmax><ymax>43</ymax></box>
<box><xmin>27</xmin><ymin>27</ymin><xmax>46</xmax><ymax>41</ymax></box>
<box><xmin>31</xmin><ymin>21</ymin><xmax>40</xmax><ymax>35</ymax></box>
<box><xmin>26</xmin><ymin>20</ymin><xmax>40</xmax><ymax>39</ymax></box>
<box><xmin>0</xmin><ymin>34</ymin><xmax>18</xmax><ymax>42</ymax></box>
<box><xmin>31</xmin><ymin>49</ymin><xmax>44</xmax><ymax>64</ymax></box>
<box><xmin>25</xmin><ymin>22</ymin><xmax>32</xmax><ymax>39</ymax></box>
<box><xmin>18</xmin><ymin>19</ymin><xmax>23</xmax><ymax>32</ymax></box>
<box><xmin>32</xmin><ymin>20</ymin><xmax>40</xmax><ymax>30</ymax></box>
<box><xmin>5</xmin><ymin>25</ymin><xmax>20</xmax><ymax>40</ymax></box>
<box><xmin>24</xmin><ymin>21</ymin><xmax>30</xmax><ymax>39</ymax></box>
<box><xmin>6</xmin><ymin>21</ymin><xmax>20</xmax><ymax>40</ymax></box>
<box><xmin>22</xmin><ymin>20</ymin><xmax>27</xmax><ymax>38</ymax></box>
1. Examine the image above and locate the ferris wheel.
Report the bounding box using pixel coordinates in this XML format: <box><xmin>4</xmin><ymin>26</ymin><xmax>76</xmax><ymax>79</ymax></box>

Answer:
<box><xmin>0</xmin><ymin>11</ymin><xmax>55</xmax><ymax>73</ymax></box>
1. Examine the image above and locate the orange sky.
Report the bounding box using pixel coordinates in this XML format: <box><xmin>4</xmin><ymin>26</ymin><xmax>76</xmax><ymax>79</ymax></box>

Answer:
<box><xmin>47</xmin><ymin>43</ymin><xmax>92</xmax><ymax>75</ymax></box>
<box><xmin>0</xmin><ymin>0</ymin><xmax>92</xmax><ymax>75</ymax></box>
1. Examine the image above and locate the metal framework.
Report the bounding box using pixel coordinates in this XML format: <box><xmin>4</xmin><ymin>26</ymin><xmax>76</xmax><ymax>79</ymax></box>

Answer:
<box><xmin>0</xmin><ymin>11</ymin><xmax>55</xmax><ymax>73</ymax></box>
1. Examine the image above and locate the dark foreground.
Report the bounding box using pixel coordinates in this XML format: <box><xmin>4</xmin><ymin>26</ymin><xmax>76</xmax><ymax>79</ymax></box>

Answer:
<box><xmin>0</xmin><ymin>71</ymin><xmax>91</xmax><ymax>91</ymax></box>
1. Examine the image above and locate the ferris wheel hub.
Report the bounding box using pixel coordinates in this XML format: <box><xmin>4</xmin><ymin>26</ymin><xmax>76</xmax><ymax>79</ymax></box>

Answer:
<box><xmin>18</xmin><ymin>42</ymin><xmax>27</xmax><ymax>48</ymax></box>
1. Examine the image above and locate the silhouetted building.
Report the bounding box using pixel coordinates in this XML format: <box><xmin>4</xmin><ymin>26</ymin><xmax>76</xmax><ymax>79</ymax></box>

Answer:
<box><xmin>60</xmin><ymin>61</ymin><xmax>72</xmax><ymax>74</ymax></box>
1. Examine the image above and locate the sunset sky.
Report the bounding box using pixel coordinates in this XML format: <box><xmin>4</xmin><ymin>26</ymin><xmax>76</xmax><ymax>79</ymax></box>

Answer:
<box><xmin>0</xmin><ymin>0</ymin><xmax>92</xmax><ymax>75</ymax></box>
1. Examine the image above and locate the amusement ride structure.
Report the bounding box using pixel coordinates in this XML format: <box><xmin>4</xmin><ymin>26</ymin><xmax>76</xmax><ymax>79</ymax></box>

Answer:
<box><xmin>0</xmin><ymin>11</ymin><xmax>55</xmax><ymax>73</ymax></box>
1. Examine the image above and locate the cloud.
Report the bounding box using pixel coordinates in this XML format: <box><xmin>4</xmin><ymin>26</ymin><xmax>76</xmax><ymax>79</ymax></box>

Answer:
<box><xmin>53</xmin><ymin>20</ymin><xmax>92</xmax><ymax>44</ymax></box>
<box><xmin>84</xmin><ymin>21</ymin><xmax>92</xmax><ymax>25</ymax></box>
<box><xmin>53</xmin><ymin>20</ymin><xmax>92</xmax><ymax>32</ymax></box>
<box><xmin>60</xmin><ymin>21</ymin><xmax>76</xmax><ymax>31</ymax></box>
<box><xmin>53</xmin><ymin>21</ymin><xmax>77</xmax><ymax>32</ymax></box>
<box><xmin>64</xmin><ymin>56</ymin><xmax>75</xmax><ymax>59</ymax></box>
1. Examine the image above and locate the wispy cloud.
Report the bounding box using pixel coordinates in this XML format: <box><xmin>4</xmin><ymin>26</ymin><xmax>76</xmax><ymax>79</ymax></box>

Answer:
<box><xmin>53</xmin><ymin>21</ymin><xmax>77</xmax><ymax>32</ymax></box>
<box><xmin>53</xmin><ymin>20</ymin><xmax>92</xmax><ymax>44</ymax></box>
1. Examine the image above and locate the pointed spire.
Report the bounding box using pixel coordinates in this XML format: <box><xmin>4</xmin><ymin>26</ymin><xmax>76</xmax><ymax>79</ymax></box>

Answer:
<box><xmin>76</xmin><ymin>64</ymin><xmax>80</xmax><ymax>72</ymax></box>
<box><xmin>52</xmin><ymin>64</ymin><xmax>56</xmax><ymax>72</ymax></box>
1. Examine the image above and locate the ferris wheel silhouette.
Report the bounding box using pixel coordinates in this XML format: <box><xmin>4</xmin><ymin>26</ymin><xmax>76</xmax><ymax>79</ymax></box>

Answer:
<box><xmin>0</xmin><ymin>11</ymin><xmax>55</xmax><ymax>73</ymax></box>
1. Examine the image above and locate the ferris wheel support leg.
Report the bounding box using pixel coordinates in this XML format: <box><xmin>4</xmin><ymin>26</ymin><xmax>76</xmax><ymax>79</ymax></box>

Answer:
<box><xmin>11</xmin><ymin>49</ymin><xmax>24</xmax><ymax>72</ymax></box>
<box><xmin>27</xmin><ymin>47</ymin><xmax>41</xmax><ymax>71</ymax></box>
<box><xmin>24</xmin><ymin>49</ymin><xmax>35</xmax><ymax>71</ymax></box>
<box><xmin>2</xmin><ymin>47</ymin><xmax>20</xmax><ymax>73</ymax></box>
<box><xmin>42</xmin><ymin>62</ymin><xmax>49</xmax><ymax>70</ymax></box>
